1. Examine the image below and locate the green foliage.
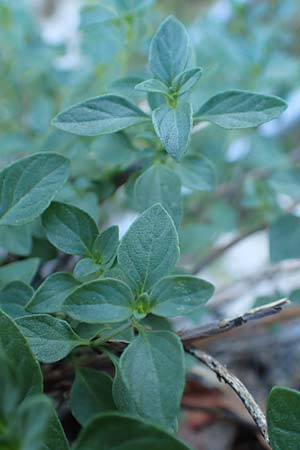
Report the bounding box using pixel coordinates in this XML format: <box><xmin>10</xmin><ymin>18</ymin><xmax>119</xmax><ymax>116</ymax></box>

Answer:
<box><xmin>153</xmin><ymin>102</ymin><xmax>193</xmax><ymax>160</ymax></box>
<box><xmin>63</xmin><ymin>279</ymin><xmax>134</xmax><ymax>323</ymax></box>
<box><xmin>0</xmin><ymin>311</ymin><xmax>42</xmax><ymax>399</ymax></box>
<box><xmin>149</xmin><ymin>16</ymin><xmax>190</xmax><ymax>85</ymax></box>
<box><xmin>42</xmin><ymin>202</ymin><xmax>99</xmax><ymax>257</ymax></box>
<box><xmin>0</xmin><ymin>3</ymin><xmax>295</xmax><ymax>449</ymax></box>
<box><xmin>73</xmin><ymin>414</ymin><xmax>191</xmax><ymax>450</ymax></box>
<box><xmin>194</xmin><ymin>90</ymin><xmax>287</xmax><ymax>129</ymax></box>
<box><xmin>26</xmin><ymin>272</ymin><xmax>80</xmax><ymax>314</ymax></box>
<box><xmin>70</xmin><ymin>368</ymin><xmax>116</xmax><ymax>425</ymax></box>
<box><xmin>149</xmin><ymin>275</ymin><xmax>214</xmax><ymax>318</ymax></box>
<box><xmin>53</xmin><ymin>95</ymin><xmax>150</xmax><ymax>136</ymax></box>
<box><xmin>118</xmin><ymin>204</ymin><xmax>179</xmax><ymax>293</ymax></box>
<box><xmin>134</xmin><ymin>165</ymin><xmax>182</xmax><ymax>227</ymax></box>
<box><xmin>269</xmin><ymin>214</ymin><xmax>300</xmax><ymax>262</ymax></box>
<box><xmin>267</xmin><ymin>387</ymin><xmax>300</xmax><ymax>450</ymax></box>
<box><xmin>0</xmin><ymin>153</ymin><xmax>69</xmax><ymax>226</ymax></box>
<box><xmin>113</xmin><ymin>330</ymin><xmax>185</xmax><ymax>430</ymax></box>
<box><xmin>16</xmin><ymin>314</ymin><xmax>88</xmax><ymax>363</ymax></box>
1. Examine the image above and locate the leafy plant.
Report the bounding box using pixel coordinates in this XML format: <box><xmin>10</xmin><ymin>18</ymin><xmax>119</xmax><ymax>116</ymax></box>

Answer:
<box><xmin>0</xmin><ymin>5</ymin><xmax>296</xmax><ymax>450</ymax></box>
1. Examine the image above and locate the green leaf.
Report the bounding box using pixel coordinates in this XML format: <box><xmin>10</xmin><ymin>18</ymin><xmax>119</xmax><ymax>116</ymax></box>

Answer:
<box><xmin>135</xmin><ymin>79</ymin><xmax>169</xmax><ymax>96</ymax></box>
<box><xmin>73</xmin><ymin>413</ymin><xmax>192</xmax><ymax>450</ymax></box>
<box><xmin>16</xmin><ymin>314</ymin><xmax>87</xmax><ymax>363</ymax></box>
<box><xmin>172</xmin><ymin>67</ymin><xmax>203</xmax><ymax>96</ymax></box>
<box><xmin>149</xmin><ymin>275</ymin><xmax>214</xmax><ymax>318</ymax></box>
<box><xmin>269</xmin><ymin>214</ymin><xmax>300</xmax><ymax>262</ymax></box>
<box><xmin>194</xmin><ymin>90</ymin><xmax>287</xmax><ymax>129</ymax></box>
<box><xmin>52</xmin><ymin>95</ymin><xmax>149</xmax><ymax>136</ymax></box>
<box><xmin>70</xmin><ymin>368</ymin><xmax>116</xmax><ymax>425</ymax></box>
<box><xmin>268</xmin><ymin>168</ymin><xmax>300</xmax><ymax>200</ymax></box>
<box><xmin>0</xmin><ymin>153</ymin><xmax>69</xmax><ymax>226</ymax></box>
<box><xmin>26</xmin><ymin>272</ymin><xmax>81</xmax><ymax>314</ymax></box>
<box><xmin>267</xmin><ymin>387</ymin><xmax>300</xmax><ymax>450</ymax></box>
<box><xmin>0</xmin><ymin>258</ymin><xmax>40</xmax><ymax>290</ymax></box>
<box><xmin>92</xmin><ymin>226</ymin><xmax>119</xmax><ymax>266</ymax></box>
<box><xmin>118</xmin><ymin>204</ymin><xmax>179</xmax><ymax>294</ymax></box>
<box><xmin>0</xmin><ymin>224</ymin><xmax>32</xmax><ymax>255</ymax></box>
<box><xmin>134</xmin><ymin>165</ymin><xmax>182</xmax><ymax>228</ymax></box>
<box><xmin>149</xmin><ymin>16</ymin><xmax>190</xmax><ymax>85</ymax></box>
<box><xmin>42</xmin><ymin>202</ymin><xmax>98</xmax><ymax>256</ymax></box>
<box><xmin>73</xmin><ymin>258</ymin><xmax>101</xmax><ymax>283</ymax></box>
<box><xmin>42</xmin><ymin>405</ymin><xmax>70</xmax><ymax>450</ymax></box>
<box><xmin>6</xmin><ymin>395</ymin><xmax>53</xmax><ymax>450</ymax></box>
<box><xmin>63</xmin><ymin>278</ymin><xmax>134</xmax><ymax>324</ymax></box>
<box><xmin>0</xmin><ymin>281</ymin><xmax>33</xmax><ymax>318</ymax></box>
<box><xmin>153</xmin><ymin>102</ymin><xmax>192</xmax><ymax>161</ymax></box>
<box><xmin>174</xmin><ymin>153</ymin><xmax>216</xmax><ymax>191</ymax></box>
<box><xmin>0</xmin><ymin>310</ymin><xmax>42</xmax><ymax>399</ymax></box>
<box><xmin>113</xmin><ymin>330</ymin><xmax>185</xmax><ymax>430</ymax></box>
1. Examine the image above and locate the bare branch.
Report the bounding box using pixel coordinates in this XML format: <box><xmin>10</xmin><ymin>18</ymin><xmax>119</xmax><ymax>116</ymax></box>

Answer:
<box><xmin>180</xmin><ymin>298</ymin><xmax>289</xmax><ymax>344</ymax></box>
<box><xmin>185</xmin><ymin>346</ymin><xmax>269</xmax><ymax>443</ymax></box>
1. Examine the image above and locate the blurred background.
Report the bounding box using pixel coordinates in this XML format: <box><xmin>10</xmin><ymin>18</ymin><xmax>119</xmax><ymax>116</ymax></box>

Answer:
<box><xmin>0</xmin><ymin>0</ymin><xmax>300</xmax><ymax>449</ymax></box>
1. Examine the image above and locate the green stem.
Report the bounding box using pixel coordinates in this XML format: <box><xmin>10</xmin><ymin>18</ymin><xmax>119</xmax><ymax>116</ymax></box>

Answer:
<box><xmin>91</xmin><ymin>321</ymin><xmax>132</xmax><ymax>348</ymax></box>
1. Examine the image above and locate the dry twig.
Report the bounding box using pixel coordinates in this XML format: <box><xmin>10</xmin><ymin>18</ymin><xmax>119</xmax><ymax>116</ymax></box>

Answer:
<box><xmin>185</xmin><ymin>346</ymin><xmax>269</xmax><ymax>443</ymax></box>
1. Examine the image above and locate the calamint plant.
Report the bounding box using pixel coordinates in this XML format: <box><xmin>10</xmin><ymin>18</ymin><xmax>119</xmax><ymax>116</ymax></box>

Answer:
<box><xmin>0</xmin><ymin>12</ymin><xmax>295</xmax><ymax>450</ymax></box>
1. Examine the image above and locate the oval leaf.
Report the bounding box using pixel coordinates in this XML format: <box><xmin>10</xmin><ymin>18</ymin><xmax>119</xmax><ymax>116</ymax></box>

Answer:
<box><xmin>149</xmin><ymin>275</ymin><xmax>214</xmax><ymax>318</ymax></box>
<box><xmin>149</xmin><ymin>16</ymin><xmax>190</xmax><ymax>84</ymax></box>
<box><xmin>0</xmin><ymin>281</ymin><xmax>33</xmax><ymax>318</ymax></box>
<box><xmin>113</xmin><ymin>330</ymin><xmax>185</xmax><ymax>430</ymax></box>
<box><xmin>63</xmin><ymin>278</ymin><xmax>134</xmax><ymax>324</ymax></box>
<box><xmin>70</xmin><ymin>368</ymin><xmax>116</xmax><ymax>425</ymax></box>
<box><xmin>73</xmin><ymin>413</ymin><xmax>192</xmax><ymax>450</ymax></box>
<box><xmin>174</xmin><ymin>153</ymin><xmax>216</xmax><ymax>191</ymax></box>
<box><xmin>194</xmin><ymin>90</ymin><xmax>287</xmax><ymax>129</ymax></box>
<box><xmin>0</xmin><ymin>310</ymin><xmax>42</xmax><ymax>399</ymax></box>
<box><xmin>42</xmin><ymin>202</ymin><xmax>98</xmax><ymax>256</ymax></box>
<box><xmin>26</xmin><ymin>272</ymin><xmax>81</xmax><ymax>314</ymax></box>
<box><xmin>134</xmin><ymin>165</ymin><xmax>182</xmax><ymax>228</ymax></box>
<box><xmin>52</xmin><ymin>95</ymin><xmax>149</xmax><ymax>136</ymax></box>
<box><xmin>118</xmin><ymin>204</ymin><xmax>179</xmax><ymax>293</ymax></box>
<box><xmin>269</xmin><ymin>214</ymin><xmax>300</xmax><ymax>262</ymax></box>
<box><xmin>267</xmin><ymin>387</ymin><xmax>300</xmax><ymax>450</ymax></box>
<box><xmin>0</xmin><ymin>153</ymin><xmax>69</xmax><ymax>226</ymax></box>
<box><xmin>16</xmin><ymin>314</ymin><xmax>87</xmax><ymax>363</ymax></box>
<box><xmin>153</xmin><ymin>102</ymin><xmax>192</xmax><ymax>161</ymax></box>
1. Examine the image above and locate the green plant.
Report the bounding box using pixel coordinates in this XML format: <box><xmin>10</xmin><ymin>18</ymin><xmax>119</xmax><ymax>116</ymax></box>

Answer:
<box><xmin>0</xmin><ymin>8</ymin><xmax>296</xmax><ymax>450</ymax></box>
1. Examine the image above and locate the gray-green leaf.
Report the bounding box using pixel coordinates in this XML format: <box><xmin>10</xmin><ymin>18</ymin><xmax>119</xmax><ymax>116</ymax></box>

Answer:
<box><xmin>174</xmin><ymin>153</ymin><xmax>216</xmax><ymax>191</ymax></box>
<box><xmin>70</xmin><ymin>368</ymin><xmax>116</xmax><ymax>425</ymax></box>
<box><xmin>269</xmin><ymin>214</ymin><xmax>300</xmax><ymax>262</ymax></box>
<box><xmin>172</xmin><ymin>67</ymin><xmax>203</xmax><ymax>96</ymax></box>
<box><xmin>52</xmin><ymin>95</ymin><xmax>149</xmax><ymax>136</ymax></box>
<box><xmin>149</xmin><ymin>16</ymin><xmax>190</xmax><ymax>85</ymax></box>
<box><xmin>73</xmin><ymin>413</ymin><xmax>192</xmax><ymax>450</ymax></box>
<box><xmin>267</xmin><ymin>387</ymin><xmax>300</xmax><ymax>450</ymax></box>
<box><xmin>0</xmin><ymin>310</ymin><xmax>42</xmax><ymax>399</ymax></box>
<box><xmin>63</xmin><ymin>278</ymin><xmax>134</xmax><ymax>324</ymax></box>
<box><xmin>153</xmin><ymin>102</ymin><xmax>192</xmax><ymax>161</ymax></box>
<box><xmin>42</xmin><ymin>202</ymin><xmax>98</xmax><ymax>256</ymax></box>
<box><xmin>0</xmin><ymin>258</ymin><xmax>40</xmax><ymax>290</ymax></box>
<box><xmin>16</xmin><ymin>314</ymin><xmax>87</xmax><ymax>363</ymax></box>
<box><xmin>113</xmin><ymin>330</ymin><xmax>185</xmax><ymax>430</ymax></box>
<box><xmin>134</xmin><ymin>165</ymin><xmax>182</xmax><ymax>228</ymax></box>
<box><xmin>149</xmin><ymin>275</ymin><xmax>214</xmax><ymax>318</ymax></box>
<box><xmin>135</xmin><ymin>79</ymin><xmax>169</xmax><ymax>96</ymax></box>
<box><xmin>194</xmin><ymin>90</ymin><xmax>287</xmax><ymax>129</ymax></box>
<box><xmin>118</xmin><ymin>204</ymin><xmax>179</xmax><ymax>294</ymax></box>
<box><xmin>0</xmin><ymin>282</ymin><xmax>33</xmax><ymax>318</ymax></box>
<box><xmin>0</xmin><ymin>153</ymin><xmax>69</xmax><ymax>226</ymax></box>
<box><xmin>26</xmin><ymin>272</ymin><xmax>81</xmax><ymax>314</ymax></box>
<box><xmin>92</xmin><ymin>226</ymin><xmax>119</xmax><ymax>266</ymax></box>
